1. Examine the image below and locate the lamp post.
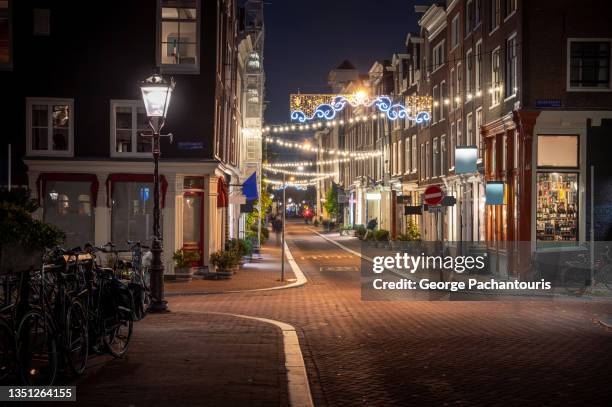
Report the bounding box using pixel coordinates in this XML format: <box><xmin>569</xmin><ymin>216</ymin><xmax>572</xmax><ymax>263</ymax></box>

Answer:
<box><xmin>140</xmin><ymin>74</ymin><xmax>175</xmax><ymax>313</ymax></box>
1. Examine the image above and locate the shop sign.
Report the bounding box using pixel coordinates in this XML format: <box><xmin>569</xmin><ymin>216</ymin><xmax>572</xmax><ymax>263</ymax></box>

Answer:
<box><xmin>441</xmin><ymin>196</ymin><xmax>457</xmax><ymax>206</ymax></box>
<box><xmin>485</xmin><ymin>182</ymin><xmax>505</xmax><ymax>205</ymax></box>
<box><xmin>405</xmin><ymin>205</ymin><xmax>422</xmax><ymax>215</ymax></box>
<box><xmin>535</xmin><ymin>99</ymin><xmax>562</xmax><ymax>108</ymax></box>
<box><xmin>366</xmin><ymin>192</ymin><xmax>382</xmax><ymax>201</ymax></box>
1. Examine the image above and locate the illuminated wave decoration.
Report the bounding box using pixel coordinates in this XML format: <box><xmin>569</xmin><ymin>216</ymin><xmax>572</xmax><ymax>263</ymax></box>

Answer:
<box><xmin>289</xmin><ymin>93</ymin><xmax>432</xmax><ymax>123</ymax></box>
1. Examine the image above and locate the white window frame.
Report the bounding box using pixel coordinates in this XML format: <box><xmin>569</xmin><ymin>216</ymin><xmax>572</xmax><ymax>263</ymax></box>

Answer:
<box><xmin>433</xmin><ymin>137</ymin><xmax>439</xmax><ymax>177</ymax></box>
<box><xmin>465</xmin><ymin>0</ymin><xmax>473</xmax><ymax>36</ymax></box>
<box><xmin>26</xmin><ymin>97</ymin><xmax>74</xmax><ymax>157</ymax></box>
<box><xmin>466</xmin><ymin>112</ymin><xmax>473</xmax><ymax>146</ymax></box>
<box><xmin>490</xmin><ymin>46</ymin><xmax>502</xmax><ymax>108</ymax></box>
<box><xmin>441</xmin><ymin>135</ymin><xmax>447</xmax><ymax>176</ymax></box>
<box><xmin>475</xmin><ymin>40</ymin><xmax>483</xmax><ymax>92</ymax></box>
<box><xmin>451</xmin><ymin>14</ymin><xmax>460</xmax><ymax>49</ymax></box>
<box><xmin>110</xmin><ymin>100</ymin><xmax>151</xmax><ymax>158</ymax></box>
<box><xmin>404</xmin><ymin>138</ymin><xmax>411</xmax><ymax>174</ymax></box>
<box><xmin>440</xmin><ymin>80</ymin><xmax>446</xmax><ymax>121</ymax></box>
<box><xmin>566</xmin><ymin>38</ymin><xmax>612</xmax><ymax>92</ymax></box>
<box><xmin>156</xmin><ymin>0</ymin><xmax>201</xmax><ymax>74</ymax></box>
<box><xmin>450</xmin><ymin>122</ymin><xmax>456</xmax><ymax>170</ymax></box>
<box><xmin>411</xmin><ymin>136</ymin><xmax>417</xmax><ymax>173</ymax></box>
<box><xmin>490</xmin><ymin>0</ymin><xmax>500</xmax><ymax>35</ymax></box>
<box><xmin>476</xmin><ymin>107</ymin><xmax>483</xmax><ymax>160</ymax></box>
<box><xmin>466</xmin><ymin>48</ymin><xmax>473</xmax><ymax>98</ymax></box>
<box><xmin>432</xmin><ymin>40</ymin><xmax>445</xmax><ymax>73</ymax></box>
<box><xmin>432</xmin><ymin>85</ymin><xmax>439</xmax><ymax>123</ymax></box>
<box><xmin>450</xmin><ymin>67</ymin><xmax>455</xmax><ymax>111</ymax></box>
<box><xmin>505</xmin><ymin>33</ymin><xmax>518</xmax><ymax>100</ymax></box>
<box><xmin>426</xmin><ymin>141</ymin><xmax>430</xmax><ymax>179</ymax></box>
<box><xmin>457</xmin><ymin>118</ymin><xmax>463</xmax><ymax>146</ymax></box>
<box><xmin>398</xmin><ymin>139</ymin><xmax>403</xmax><ymax>174</ymax></box>
<box><xmin>504</xmin><ymin>0</ymin><xmax>517</xmax><ymax>22</ymax></box>
<box><xmin>456</xmin><ymin>61</ymin><xmax>463</xmax><ymax>107</ymax></box>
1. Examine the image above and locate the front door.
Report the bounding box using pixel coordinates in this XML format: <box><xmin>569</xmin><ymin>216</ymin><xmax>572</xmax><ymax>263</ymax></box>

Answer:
<box><xmin>183</xmin><ymin>192</ymin><xmax>204</xmax><ymax>265</ymax></box>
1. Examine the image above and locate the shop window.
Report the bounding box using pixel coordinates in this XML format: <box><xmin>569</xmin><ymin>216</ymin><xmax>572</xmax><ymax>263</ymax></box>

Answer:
<box><xmin>184</xmin><ymin>176</ymin><xmax>204</xmax><ymax>190</ymax></box>
<box><xmin>111</xmin><ymin>181</ymin><xmax>157</xmax><ymax>244</ymax></box>
<box><xmin>27</xmin><ymin>98</ymin><xmax>73</xmax><ymax>156</ymax></box>
<box><xmin>536</xmin><ymin>173</ymin><xmax>578</xmax><ymax>243</ymax></box>
<box><xmin>43</xmin><ymin>181</ymin><xmax>94</xmax><ymax>247</ymax></box>
<box><xmin>158</xmin><ymin>0</ymin><xmax>199</xmax><ymax>73</ymax></box>
<box><xmin>537</xmin><ymin>135</ymin><xmax>578</xmax><ymax>168</ymax></box>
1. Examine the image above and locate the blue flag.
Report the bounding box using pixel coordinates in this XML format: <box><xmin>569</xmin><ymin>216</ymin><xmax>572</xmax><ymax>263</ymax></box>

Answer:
<box><xmin>242</xmin><ymin>172</ymin><xmax>259</xmax><ymax>201</ymax></box>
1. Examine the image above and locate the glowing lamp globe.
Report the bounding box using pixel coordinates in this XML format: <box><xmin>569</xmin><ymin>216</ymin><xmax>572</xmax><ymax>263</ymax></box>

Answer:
<box><xmin>140</xmin><ymin>74</ymin><xmax>175</xmax><ymax>118</ymax></box>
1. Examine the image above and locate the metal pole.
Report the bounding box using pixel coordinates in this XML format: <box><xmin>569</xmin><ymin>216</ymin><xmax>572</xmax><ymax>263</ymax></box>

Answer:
<box><xmin>281</xmin><ymin>172</ymin><xmax>286</xmax><ymax>282</ymax></box>
<box><xmin>590</xmin><ymin>165</ymin><xmax>595</xmax><ymax>286</ymax></box>
<box><xmin>7</xmin><ymin>144</ymin><xmax>11</xmax><ymax>192</ymax></box>
<box><xmin>256</xmin><ymin>164</ymin><xmax>262</xmax><ymax>258</ymax></box>
<box><xmin>149</xmin><ymin>119</ymin><xmax>167</xmax><ymax>312</ymax></box>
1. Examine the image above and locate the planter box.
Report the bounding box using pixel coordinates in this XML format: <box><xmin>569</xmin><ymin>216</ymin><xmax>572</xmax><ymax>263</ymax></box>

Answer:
<box><xmin>166</xmin><ymin>267</ymin><xmax>194</xmax><ymax>283</ymax></box>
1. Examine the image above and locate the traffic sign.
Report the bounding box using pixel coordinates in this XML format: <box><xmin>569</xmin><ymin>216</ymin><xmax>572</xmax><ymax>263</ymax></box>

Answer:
<box><xmin>423</xmin><ymin>185</ymin><xmax>444</xmax><ymax>206</ymax></box>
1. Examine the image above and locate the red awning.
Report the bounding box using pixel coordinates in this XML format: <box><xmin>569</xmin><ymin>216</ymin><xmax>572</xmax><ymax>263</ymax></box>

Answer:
<box><xmin>217</xmin><ymin>177</ymin><xmax>228</xmax><ymax>208</ymax></box>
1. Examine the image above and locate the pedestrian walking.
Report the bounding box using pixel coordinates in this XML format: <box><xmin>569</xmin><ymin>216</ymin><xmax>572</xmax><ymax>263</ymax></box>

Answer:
<box><xmin>272</xmin><ymin>215</ymin><xmax>283</xmax><ymax>246</ymax></box>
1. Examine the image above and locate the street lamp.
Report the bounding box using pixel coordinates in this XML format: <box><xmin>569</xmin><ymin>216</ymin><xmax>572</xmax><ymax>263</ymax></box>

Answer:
<box><xmin>139</xmin><ymin>74</ymin><xmax>175</xmax><ymax>313</ymax></box>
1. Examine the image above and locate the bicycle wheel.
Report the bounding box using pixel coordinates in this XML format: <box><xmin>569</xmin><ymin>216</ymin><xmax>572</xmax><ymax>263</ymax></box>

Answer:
<box><xmin>0</xmin><ymin>317</ymin><xmax>15</xmax><ymax>382</ymax></box>
<box><xmin>16</xmin><ymin>309</ymin><xmax>58</xmax><ymax>386</ymax></box>
<box><xmin>65</xmin><ymin>300</ymin><xmax>89</xmax><ymax>376</ymax></box>
<box><xmin>103</xmin><ymin>317</ymin><xmax>133</xmax><ymax>358</ymax></box>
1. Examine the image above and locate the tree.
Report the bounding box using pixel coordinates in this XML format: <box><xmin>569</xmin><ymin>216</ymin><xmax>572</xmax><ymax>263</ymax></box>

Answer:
<box><xmin>323</xmin><ymin>186</ymin><xmax>339</xmax><ymax>219</ymax></box>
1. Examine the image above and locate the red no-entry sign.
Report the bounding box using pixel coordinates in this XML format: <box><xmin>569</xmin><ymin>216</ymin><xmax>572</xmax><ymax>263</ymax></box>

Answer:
<box><xmin>423</xmin><ymin>185</ymin><xmax>444</xmax><ymax>206</ymax></box>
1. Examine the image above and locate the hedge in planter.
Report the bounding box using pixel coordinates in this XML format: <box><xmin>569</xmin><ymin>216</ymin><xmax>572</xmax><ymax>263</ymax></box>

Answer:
<box><xmin>209</xmin><ymin>250</ymin><xmax>240</xmax><ymax>279</ymax></box>
<box><xmin>171</xmin><ymin>248</ymin><xmax>200</xmax><ymax>282</ymax></box>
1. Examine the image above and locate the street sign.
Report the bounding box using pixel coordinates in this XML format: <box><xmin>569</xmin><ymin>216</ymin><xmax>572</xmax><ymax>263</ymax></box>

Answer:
<box><xmin>441</xmin><ymin>196</ymin><xmax>456</xmax><ymax>206</ymax></box>
<box><xmin>423</xmin><ymin>185</ymin><xmax>444</xmax><ymax>206</ymax></box>
<box><xmin>405</xmin><ymin>205</ymin><xmax>422</xmax><ymax>215</ymax></box>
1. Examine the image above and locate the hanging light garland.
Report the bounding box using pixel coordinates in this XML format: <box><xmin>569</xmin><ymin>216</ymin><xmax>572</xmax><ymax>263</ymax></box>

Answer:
<box><xmin>265</xmin><ymin>174</ymin><xmax>333</xmax><ymax>187</ymax></box>
<box><xmin>263</xmin><ymin>166</ymin><xmax>336</xmax><ymax>177</ymax></box>
<box><xmin>264</xmin><ymin>136</ymin><xmax>381</xmax><ymax>158</ymax></box>
<box><xmin>263</xmin><ymin>113</ymin><xmax>387</xmax><ymax>134</ymax></box>
<box><xmin>265</xmin><ymin>155</ymin><xmax>377</xmax><ymax>168</ymax></box>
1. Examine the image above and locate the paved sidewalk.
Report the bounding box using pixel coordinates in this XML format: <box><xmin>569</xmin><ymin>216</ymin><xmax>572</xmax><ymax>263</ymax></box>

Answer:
<box><xmin>166</xmin><ymin>243</ymin><xmax>295</xmax><ymax>295</ymax></box>
<box><xmin>61</xmin><ymin>312</ymin><xmax>289</xmax><ymax>407</ymax></box>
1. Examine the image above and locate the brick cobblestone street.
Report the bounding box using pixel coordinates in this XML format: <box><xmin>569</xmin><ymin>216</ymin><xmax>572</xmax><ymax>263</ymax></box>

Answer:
<box><xmin>168</xmin><ymin>221</ymin><xmax>612</xmax><ymax>407</ymax></box>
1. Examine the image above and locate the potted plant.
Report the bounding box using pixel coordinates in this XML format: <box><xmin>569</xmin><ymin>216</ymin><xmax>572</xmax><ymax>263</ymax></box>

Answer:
<box><xmin>209</xmin><ymin>250</ymin><xmax>239</xmax><ymax>279</ymax></box>
<box><xmin>374</xmin><ymin>229</ymin><xmax>390</xmax><ymax>248</ymax></box>
<box><xmin>226</xmin><ymin>238</ymin><xmax>253</xmax><ymax>265</ymax></box>
<box><xmin>355</xmin><ymin>225</ymin><xmax>367</xmax><ymax>240</ymax></box>
<box><xmin>172</xmin><ymin>248</ymin><xmax>200</xmax><ymax>282</ymax></box>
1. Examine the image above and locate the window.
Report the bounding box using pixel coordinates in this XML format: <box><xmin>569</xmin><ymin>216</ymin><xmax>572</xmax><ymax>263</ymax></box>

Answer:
<box><xmin>475</xmin><ymin>40</ymin><xmax>483</xmax><ymax>91</ymax></box>
<box><xmin>505</xmin><ymin>0</ymin><xmax>517</xmax><ymax>18</ymax></box>
<box><xmin>490</xmin><ymin>0</ymin><xmax>500</xmax><ymax>32</ymax></box>
<box><xmin>432</xmin><ymin>41</ymin><xmax>445</xmax><ymax>72</ymax></box>
<box><xmin>491</xmin><ymin>47</ymin><xmax>502</xmax><ymax>106</ymax></box>
<box><xmin>392</xmin><ymin>142</ymin><xmax>397</xmax><ymax>174</ymax></box>
<box><xmin>456</xmin><ymin>62</ymin><xmax>463</xmax><ymax>107</ymax></box>
<box><xmin>111</xmin><ymin>100</ymin><xmax>151</xmax><ymax>156</ymax></box>
<box><xmin>432</xmin><ymin>85</ymin><xmax>439</xmax><ymax>122</ymax></box>
<box><xmin>0</xmin><ymin>0</ymin><xmax>10</xmax><ymax>69</ymax></box>
<box><xmin>466</xmin><ymin>0</ymin><xmax>473</xmax><ymax>35</ymax></box>
<box><xmin>398</xmin><ymin>140</ymin><xmax>403</xmax><ymax>174</ymax></box>
<box><xmin>451</xmin><ymin>14</ymin><xmax>460</xmax><ymax>48</ymax></box>
<box><xmin>426</xmin><ymin>141</ymin><xmax>430</xmax><ymax>179</ymax></box>
<box><xmin>43</xmin><ymin>181</ymin><xmax>94</xmax><ymax>248</ymax></box>
<box><xmin>506</xmin><ymin>35</ymin><xmax>518</xmax><ymax>98</ymax></box>
<box><xmin>412</xmin><ymin>136</ymin><xmax>417</xmax><ymax>172</ymax></box>
<box><xmin>475</xmin><ymin>0</ymin><xmax>482</xmax><ymax>26</ymax></box>
<box><xmin>450</xmin><ymin>68</ymin><xmax>455</xmax><ymax>111</ymax></box>
<box><xmin>568</xmin><ymin>39</ymin><xmax>612</xmax><ymax>90</ymax></box>
<box><xmin>433</xmin><ymin>138</ymin><xmax>439</xmax><ymax>177</ymax></box>
<box><xmin>441</xmin><ymin>135</ymin><xmax>447</xmax><ymax>175</ymax></box>
<box><xmin>466</xmin><ymin>112</ymin><xmax>473</xmax><ymax>145</ymax></box>
<box><xmin>457</xmin><ymin>118</ymin><xmax>463</xmax><ymax>146</ymax></box>
<box><xmin>466</xmin><ymin>49</ymin><xmax>473</xmax><ymax>96</ymax></box>
<box><xmin>158</xmin><ymin>0</ymin><xmax>199</xmax><ymax>72</ymax></box>
<box><xmin>476</xmin><ymin>108</ymin><xmax>483</xmax><ymax>158</ymax></box>
<box><xmin>420</xmin><ymin>143</ymin><xmax>425</xmax><ymax>180</ymax></box>
<box><xmin>450</xmin><ymin>122</ymin><xmax>456</xmax><ymax>169</ymax></box>
<box><xmin>536</xmin><ymin>173</ymin><xmax>578</xmax><ymax>244</ymax></box>
<box><xmin>404</xmin><ymin>138</ymin><xmax>410</xmax><ymax>174</ymax></box>
<box><xmin>112</xmin><ymin>180</ymin><xmax>157</xmax><ymax>244</ymax></box>
<box><xmin>440</xmin><ymin>81</ymin><xmax>446</xmax><ymax>120</ymax></box>
<box><xmin>537</xmin><ymin>135</ymin><xmax>579</xmax><ymax>167</ymax></box>
<box><xmin>33</xmin><ymin>9</ymin><xmax>50</xmax><ymax>36</ymax></box>
<box><xmin>27</xmin><ymin>98</ymin><xmax>73</xmax><ymax>156</ymax></box>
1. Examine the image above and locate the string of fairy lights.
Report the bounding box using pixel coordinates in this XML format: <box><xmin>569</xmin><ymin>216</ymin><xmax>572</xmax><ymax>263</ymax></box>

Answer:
<box><xmin>263</xmin><ymin>166</ymin><xmax>336</xmax><ymax>177</ymax></box>
<box><xmin>264</xmin><ymin>135</ymin><xmax>381</xmax><ymax>158</ymax></box>
<box><xmin>264</xmin><ymin>174</ymin><xmax>334</xmax><ymax>187</ymax></box>
<box><xmin>263</xmin><ymin>112</ymin><xmax>388</xmax><ymax>134</ymax></box>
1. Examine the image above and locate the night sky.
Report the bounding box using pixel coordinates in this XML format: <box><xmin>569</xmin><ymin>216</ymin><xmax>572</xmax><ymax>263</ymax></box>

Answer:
<box><xmin>262</xmin><ymin>0</ymin><xmax>435</xmax><ymax>125</ymax></box>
